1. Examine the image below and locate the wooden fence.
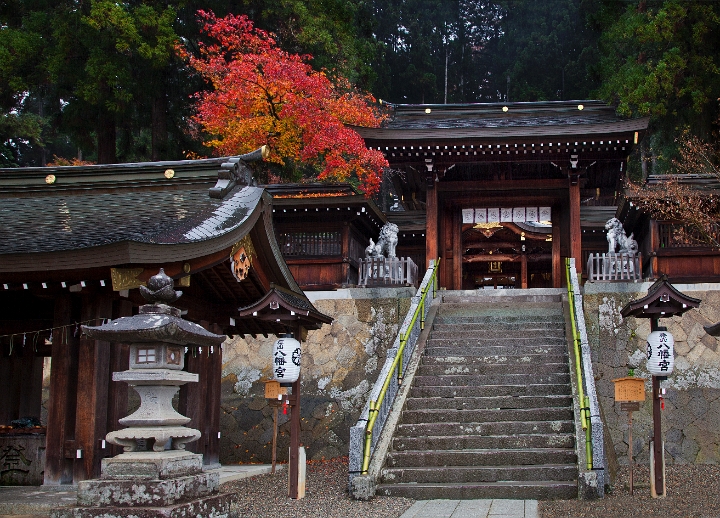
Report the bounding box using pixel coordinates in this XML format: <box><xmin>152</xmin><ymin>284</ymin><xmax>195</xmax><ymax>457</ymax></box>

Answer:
<box><xmin>586</xmin><ymin>252</ymin><xmax>642</xmax><ymax>282</ymax></box>
<box><xmin>358</xmin><ymin>257</ymin><xmax>418</xmax><ymax>287</ymax></box>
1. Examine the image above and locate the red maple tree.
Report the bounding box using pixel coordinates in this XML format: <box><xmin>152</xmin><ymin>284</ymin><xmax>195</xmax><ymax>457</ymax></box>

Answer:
<box><xmin>183</xmin><ymin>11</ymin><xmax>387</xmax><ymax>195</ymax></box>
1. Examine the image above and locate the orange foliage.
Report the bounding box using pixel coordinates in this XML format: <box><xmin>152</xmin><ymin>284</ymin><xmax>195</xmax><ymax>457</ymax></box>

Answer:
<box><xmin>183</xmin><ymin>11</ymin><xmax>388</xmax><ymax>195</ymax></box>
<box><xmin>46</xmin><ymin>156</ymin><xmax>96</xmax><ymax>167</ymax></box>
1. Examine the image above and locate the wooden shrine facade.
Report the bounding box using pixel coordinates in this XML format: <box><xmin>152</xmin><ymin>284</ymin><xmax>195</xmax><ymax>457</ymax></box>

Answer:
<box><xmin>356</xmin><ymin>101</ymin><xmax>649</xmax><ymax>289</ymax></box>
<box><xmin>0</xmin><ymin>153</ymin><xmax>329</xmax><ymax>485</ymax></box>
<box><xmin>265</xmin><ymin>183</ymin><xmax>387</xmax><ymax>290</ymax></box>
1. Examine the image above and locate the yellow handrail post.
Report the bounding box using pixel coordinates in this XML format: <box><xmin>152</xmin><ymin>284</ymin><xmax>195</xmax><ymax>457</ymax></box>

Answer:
<box><xmin>565</xmin><ymin>258</ymin><xmax>592</xmax><ymax>470</ymax></box>
<box><xmin>360</xmin><ymin>259</ymin><xmax>440</xmax><ymax>476</ymax></box>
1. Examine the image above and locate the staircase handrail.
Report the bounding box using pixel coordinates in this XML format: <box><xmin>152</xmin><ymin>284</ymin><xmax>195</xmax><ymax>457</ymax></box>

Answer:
<box><xmin>348</xmin><ymin>259</ymin><xmax>440</xmax><ymax>481</ymax></box>
<box><xmin>565</xmin><ymin>258</ymin><xmax>605</xmax><ymax>483</ymax></box>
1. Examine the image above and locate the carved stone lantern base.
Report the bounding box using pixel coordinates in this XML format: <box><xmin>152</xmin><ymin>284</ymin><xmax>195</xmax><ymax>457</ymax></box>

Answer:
<box><xmin>51</xmin><ymin>452</ymin><xmax>233</xmax><ymax>517</ymax></box>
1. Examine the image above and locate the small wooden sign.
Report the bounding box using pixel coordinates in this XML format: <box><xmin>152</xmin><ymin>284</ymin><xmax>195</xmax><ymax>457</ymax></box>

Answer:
<box><xmin>264</xmin><ymin>380</ymin><xmax>287</xmax><ymax>399</ymax></box>
<box><xmin>620</xmin><ymin>401</ymin><xmax>641</xmax><ymax>412</ymax></box>
<box><xmin>612</xmin><ymin>377</ymin><xmax>646</xmax><ymax>402</ymax></box>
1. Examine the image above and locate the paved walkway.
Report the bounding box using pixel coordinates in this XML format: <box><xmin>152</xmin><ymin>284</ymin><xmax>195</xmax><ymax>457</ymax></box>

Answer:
<box><xmin>399</xmin><ymin>499</ymin><xmax>539</xmax><ymax>518</ymax></box>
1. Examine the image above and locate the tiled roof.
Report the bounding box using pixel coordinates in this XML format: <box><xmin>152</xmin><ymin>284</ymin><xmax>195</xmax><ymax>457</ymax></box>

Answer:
<box><xmin>355</xmin><ymin>100</ymin><xmax>649</xmax><ymax>141</ymax></box>
<box><xmin>0</xmin><ymin>184</ymin><xmax>263</xmax><ymax>255</ymax></box>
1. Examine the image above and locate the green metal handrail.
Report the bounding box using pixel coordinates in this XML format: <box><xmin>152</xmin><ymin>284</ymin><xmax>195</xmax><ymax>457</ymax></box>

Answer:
<box><xmin>361</xmin><ymin>259</ymin><xmax>440</xmax><ymax>475</ymax></box>
<box><xmin>565</xmin><ymin>258</ymin><xmax>593</xmax><ymax>470</ymax></box>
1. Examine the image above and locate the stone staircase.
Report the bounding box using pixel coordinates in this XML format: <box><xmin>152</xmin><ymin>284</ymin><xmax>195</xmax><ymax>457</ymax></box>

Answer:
<box><xmin>375</xmin><ymin>292</ymin><xmax>578</xmax><ymax>500</ymax></box>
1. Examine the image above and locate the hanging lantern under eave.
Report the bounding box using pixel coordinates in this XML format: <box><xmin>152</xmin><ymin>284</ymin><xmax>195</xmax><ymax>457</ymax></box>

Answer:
<box><xmin>646</xmin><ymin>330</ymin><xmax>674</xmax><ymax>376</ymax></box>
<box><xmin>272</xmin><ymin>334</ymin><xmax>301</xmax><ymax>384</ymax></box>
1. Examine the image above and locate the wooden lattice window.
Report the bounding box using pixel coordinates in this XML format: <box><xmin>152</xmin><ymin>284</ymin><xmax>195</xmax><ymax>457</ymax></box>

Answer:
<box><xmin>277</xmin><ymin>232</ymin><xmax>342</xmax><ymax>257</ymax></box>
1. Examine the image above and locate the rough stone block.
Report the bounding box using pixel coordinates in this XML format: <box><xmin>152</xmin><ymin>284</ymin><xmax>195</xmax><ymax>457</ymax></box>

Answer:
<box><xmin>101</xmin><ymin>451</ymin><xmax>202</xmax><ymax>480</ymax></box>
<box><xmin>51</xmin><ymin>491</ymin><xmax>233</xmax><ymax>518</ymax></box>
<box><xmin>77</xmin><ymin>472</ymin><xmax>219</xmax><ymax>507</ymax></box>
<box><xmin>351</xmin><ymin>474</ymin><xmax>376</xmax><ymax>501</ymax></box>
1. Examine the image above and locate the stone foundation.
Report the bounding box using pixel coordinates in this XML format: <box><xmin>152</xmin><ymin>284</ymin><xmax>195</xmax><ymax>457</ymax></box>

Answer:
<box><xmin>220</xmin><ymin>287</ymin><xmax>413</xmax><ymax>463</ymax></box>
<box><xmin>584</xmin><ymin>282</ymin><xmax>720</xmax><ymax>467</ymax></box>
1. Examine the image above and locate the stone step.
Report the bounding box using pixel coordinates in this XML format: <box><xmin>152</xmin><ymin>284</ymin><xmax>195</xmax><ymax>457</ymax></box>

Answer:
<box><xmin>416</xmin><ymin>363</ymin><xmax>568</xmax><ymax>377</ymax></box>
<box><xmin>399</xmin><ymin>407</ymin><xmax>574</xmax><ymax>425</ymax></box>
<box><xmin>375</xmin><ymin>480</ymin><xmax>578</xmax><ymax>500</ymax></box>
<box><xmin>434</xmin><ymin>315</ymin><xmax>565</xmax><ymax>325</ymax></box>
<box><xmin>429</xmin><ymin>330</ymin><xmax>565</xmax><ymax>341</ymax></box>
<box><xmin>432</xmin><ymin>322</ymin><xmax>566</xmax><ymax>332</ymax></box>
<box><xmin>440</xmin><ymin>295</ymin><xmax>562</xmax><ymax>304</ymax></box>
<box><xmin>424</xmin><ymin>344</ymin><xmax>568</xmax><ymax>356</ymax></box>
<box><xmin>412</xmin><ymin>372</ymin><xmax>571</xmax><ymax>387</ymax></box>
<box><xmin>409</xmin><ymin>383</ymin><xmax>571</xmax><ymax>398</ymax></box>
<box><xmin>395</xmin><ymin>420</ymin><xmax>576</xmax><ymax>437</ymax></box>
<box><xmin>385</xmin><ymin>448</ymin><xmax>577</xmax><ymax>468</ymax></box>
<box><xmin>426</xmin><ymin>336</ymin><xmax>566</xmax><ymax>345</ymax></box>
<box><xmin>380</xmin><ymin>464</ymin><xmax>578</xmax><ymax>484</ymax></box>
<box><xmin>421</xmin><ymin>354</ymin><xmax>569</xmax><ymax>366</ymax></box>
<box><xmin>404</xmin><ymin>395</ymin><xmax>573</xmax><ymax>411</ymax></box>
<box><xmin>392</xmin><ymin>433</ymin><xmax>575</xmax><ymax>452</ymax></box>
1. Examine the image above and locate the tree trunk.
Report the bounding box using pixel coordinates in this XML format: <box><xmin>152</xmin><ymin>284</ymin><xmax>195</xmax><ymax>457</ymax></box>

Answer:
<box><xmin>97</xmin><ymin>109</ymin><xmax>117</xmax><ymax>164</ymax></box>
<box><xmin>151</xmin><ymin>93</ymin><xmax>168</xmax><ymax>161</ymax></box>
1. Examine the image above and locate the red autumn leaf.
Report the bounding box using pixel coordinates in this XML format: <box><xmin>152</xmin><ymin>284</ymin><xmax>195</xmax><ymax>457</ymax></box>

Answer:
<box><xmin>183</xmin><ymin>10</ymin><xmax>387</xmax><ymax>195</ymax></box>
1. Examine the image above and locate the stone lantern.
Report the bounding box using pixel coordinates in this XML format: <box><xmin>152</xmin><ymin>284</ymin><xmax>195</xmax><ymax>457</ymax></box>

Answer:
<box><xmin>52</xmin><ymin>269</ymin><xmax>230</xmax><ymax>517</ymax></box>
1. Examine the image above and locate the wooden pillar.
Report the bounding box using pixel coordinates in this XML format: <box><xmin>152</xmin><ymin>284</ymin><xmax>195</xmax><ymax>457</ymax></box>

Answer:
<box><xmin>569</xmin><ymin>179</ymin><xmax>582</xmax><ymax>273</ymax></box>
<box><xmin>426</xmin><ymin>184</ymin><xmax>438</xmax><ymax>270</ymax></box>
<box><xmin>106</xmin><ymin>299</ymin><xmax>132</xmax><ymax>458</ymax></box>
<box><xmin>73</xmin><ymin>294</ymin><xmax>113</xmax><ymax>482</ymax></box>
<box><xmin>521</xmin><ymin>254</ymin><xmax>528</xmax><ymax>289</ymax></box>
<box><xmin>179</xmin><ymin>342</ymin><xmax>208</xmax><ymax>459</ymax></box>
<box><xmin>453</xmin><ymin>207</ymin><xmax>462</xmax><ymax>290</ymax></box>
<box><xmin>649</xmin><ymin>220</ymin><xmax>659</xmax><ymax>278</ymax></box>
<box><xmin>204</xmin><ymin>323</ymin><xmax>223</xmax><ymax>468</ymax></box>
<box><xmin>552</xmin><ymin>224</ymin><xmax>561</xmax><ymax>288</ymax></box>
<box><xmin>341</xmin><ymin>222</ymin><xmax>350</xmax><ymax>286</ymax></box>
<box><xmin>44</xmin><ymin>295</ymin><xmax>79</xmax><ymax>485</ymax></box>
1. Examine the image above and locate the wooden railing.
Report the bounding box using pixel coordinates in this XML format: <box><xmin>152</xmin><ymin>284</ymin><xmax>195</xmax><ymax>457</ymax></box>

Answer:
<box><xmin>277</xmin><ymin>231</ymin><xmax>341</xmax><ymax>257</ymax></box>
<box><xmin>358</xmin><ymin>257</ymin><xmax>418</xmax><ymax>287</ymax></box>
<box><xmin>586</xmin><ymin>252</ymin><xmax>642</xmax><ymax>281</ymax></box>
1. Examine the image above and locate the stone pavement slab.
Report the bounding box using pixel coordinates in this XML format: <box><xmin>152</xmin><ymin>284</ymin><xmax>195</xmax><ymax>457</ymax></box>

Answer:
<box><xmin>399</xmin><ymin>499</ymin><xmax>539</xmax><ymax>518</ymax></box>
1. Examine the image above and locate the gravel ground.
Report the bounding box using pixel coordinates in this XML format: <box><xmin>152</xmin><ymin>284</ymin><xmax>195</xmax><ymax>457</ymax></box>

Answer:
<box><xmin>222</xmin><ymin>457</ymin><xmax>414</xmax><ymax>518</ymax></box>
<box><xmin>222</xmin><ymin>459</ymin><xmax>720</xmax><ymax>518</ymax></box>
<box><xmin>540</xmin><ymin>464</ymin><xmax>720</xmax><ymax>518</ymax></box>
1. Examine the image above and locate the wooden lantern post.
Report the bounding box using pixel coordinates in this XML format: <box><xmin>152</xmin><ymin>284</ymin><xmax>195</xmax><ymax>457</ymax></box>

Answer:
<box><xmin>621</xmin><ymin>276</ymin><xmax>700</xmax><ymax>498</ymax></box>
<box><xmin>237</xmin><ymin>286</ymin><xmax>332</xmax><ymax>500</ymax></box>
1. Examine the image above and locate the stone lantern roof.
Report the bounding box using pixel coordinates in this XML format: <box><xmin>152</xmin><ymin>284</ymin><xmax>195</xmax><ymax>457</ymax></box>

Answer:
<box><xmin>82</xmin><ymin>269</ymin><xmax>225</xmax><ymax>347</ymax></box>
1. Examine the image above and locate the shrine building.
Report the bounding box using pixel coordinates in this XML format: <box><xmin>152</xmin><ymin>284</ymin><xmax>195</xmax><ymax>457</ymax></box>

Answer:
<box><xmin>355</xmin><ymin>100</ymin><xmax>650</xmax><ymax>288</ymax></box>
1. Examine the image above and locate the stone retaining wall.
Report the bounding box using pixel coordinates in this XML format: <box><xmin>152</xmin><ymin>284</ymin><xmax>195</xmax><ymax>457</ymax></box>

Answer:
<box><xmin>583</xmin><ymin>282</ymin><xmax>720</xmax><ymax>466</ymax></box>
<box><xmin>219</xmin><ymin>287</ymin><xmax>414</xmax><ymax>464</ymax></box>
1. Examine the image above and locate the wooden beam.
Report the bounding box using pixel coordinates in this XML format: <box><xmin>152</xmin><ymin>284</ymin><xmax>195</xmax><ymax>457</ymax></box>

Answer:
<box><xmin>439</xmin><ymin>179</ymin><xmax>568</xmax><ymax>193</ymax></box>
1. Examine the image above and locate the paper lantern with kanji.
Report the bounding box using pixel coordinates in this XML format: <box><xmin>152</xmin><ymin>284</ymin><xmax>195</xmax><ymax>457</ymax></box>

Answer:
<box><xmin>646</xmin><ymin>330</ymin><xmax>674</xmax><ymax>376</ymax></box>
<box><xmin>272</xmin><ymin>335</ymin><xmax>301</xmax><ymax>383</ymax></box>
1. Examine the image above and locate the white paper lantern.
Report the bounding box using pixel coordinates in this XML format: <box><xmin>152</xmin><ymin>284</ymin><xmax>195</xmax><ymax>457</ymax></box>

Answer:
<box><xmin>646</xmin><ymin>330</ymin><xmax>674</xmax><ymax>376</ymax></box>
<box><xmin>273</xmin><ymin>335</ymin><xmax>301</xmax><ymax>383</ymax></box>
